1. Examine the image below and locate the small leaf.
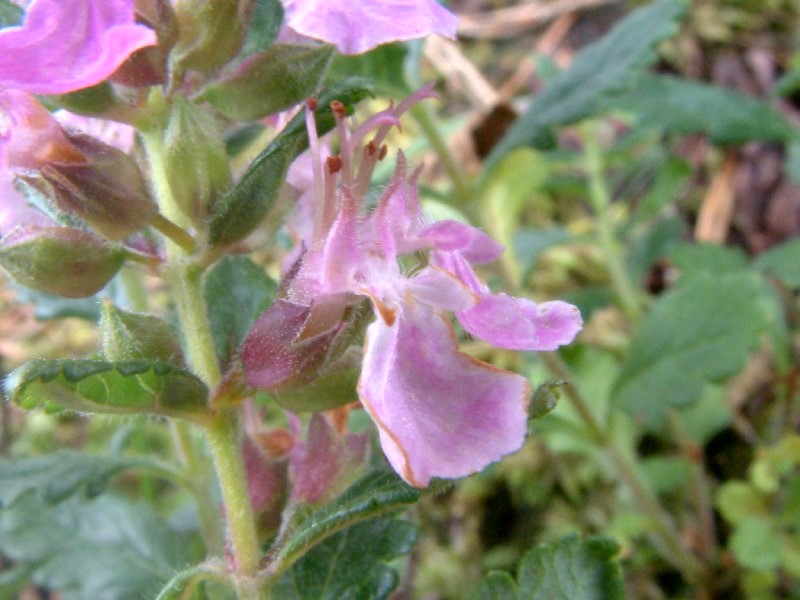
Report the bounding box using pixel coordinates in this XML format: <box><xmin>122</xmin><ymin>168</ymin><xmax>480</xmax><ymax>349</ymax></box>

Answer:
<box><xmin>270</xmin><ymin>518</ymin><xmax>417</xmax><ymax>600</ymax></box>
<box><xmin>518</xmin><ymin>534</ymin><xmax>624</xmax><ymax>600</ymax></box>
<box><xmin>100</xmin><ymin>302</ymin><xmax>184</xmax><ymax>364</ymax></box>
<box><xmin>0</xmin><ymin>494</ymin><xmax>196</xmax><ymax>600</ymax></box>
<box><xmin>529</xmin><ymin>379</ymin><xmax>564</xmax><ymax>420</ymax></box>
<box><xmin>204</xmin><ymin>255</ymin><xmax>276</xmax><ymax>363</ymax></box>
<box><xmin>716</xmin><ymin>481</ymin><xmax>770</xmax><ymax>526</ymax></box>
<box><xmin>199</xmin><ymin>44</ymin><xmax>334</xmax><ymax>121</ymax></box>
<box><xmin>488</xmin><ymin>0</ymin><xmax>686</xmax><ymax>164</ymax></box>
<box><xmin>755</xmin><ymin>238</ymin><xmax>800</xmax><ymax>289</ymax></box>
<box><xmin>0</xmin><ymin>450</ymin><xmax>159</xmax><ymax>507</ymax></box>
<box><xmin>614</xmin><ymin>74</ymin><xmax>796</xmax><ymax>145</ymax></box>
<box><xmin>208</xmin><ymin>77</ymin><xmax>374</xmax><ymax>248</ymax></box>
<box><xmin>730</xmin><ymin>518</ymin><xmax>783</xmax><ymax>571</ymax></box>
<box><xmin>274</xmin><ymin>471</ymin><xmax>423</xmax><ymax>568</ymax></box>
<box><xmin>7</xmin><ymin>358</ymin><xmax>209</xmax><ymax>423</ymax></box>
<box><xmin>469</xmin><ymin>572</ymin><xmax>518</xmax><ymax>600</ymax></box>
<box><xmin>612</xmin><ymin>273</ymin><xmax>770</xmax><ymax>428</ymax></box>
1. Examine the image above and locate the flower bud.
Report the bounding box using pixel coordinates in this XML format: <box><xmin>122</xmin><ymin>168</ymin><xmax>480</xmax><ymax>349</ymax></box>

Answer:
<box><xmin>110</xmin><ymin>0</ymin><xmax>178</xmax><ymax>87</ymax></box>
<box><xmin>0</xmin><ymin>226</ymin><xmax>125</xmax><ymax>298</ymax></box>
<box><xmin>162</xmin><ymin>97</ymin><xmax>232</xmax><ymax>227</ymax></box>
<box><xmin>22</xmin><ymin>131</ymin><xmax>158</xmax><ymax>241</ymax></box>
<box><xmin>172</xmin><ymin>0</ymin><xmax>243</xmax><ymax>73</ymax></box>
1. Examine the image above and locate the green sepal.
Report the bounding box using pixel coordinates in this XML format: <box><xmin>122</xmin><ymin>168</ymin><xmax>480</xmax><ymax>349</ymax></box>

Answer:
<box><xmin>199</xmin><ymin>44</ymin><xmax>334</xmax><ymax>121</ymax></box>
<box><xmin>53</xmin><ymin>82</ymin><xmax>120</xmax><ymax>118</ymax></box>
<box><xmin>208</xmin><ymin>77</ymin><xmax>374</xmax><ymax>248</ymax></box>
<box><xmin>271</xmin><ymin>367</ymin><xmax>359</xmax><ymax>413</ymax></box>
<box><xmin>172</xmin><ymin>0</ymin><xmax>242</xmax><ymax>73</ymax></box>
<box><xmin>100</xmin><ymin>302</ymin><xmax>184</xmax><ymax>365</ymax></box>
<box><xmin>6</xmin><ymin>358</ymin><xmax>210</xmax><ymax>423</ymax></box>
<box><xmin>0</xmin><ymin>227</ymin><xmax>125</xmax><ymax>298</ymax></box>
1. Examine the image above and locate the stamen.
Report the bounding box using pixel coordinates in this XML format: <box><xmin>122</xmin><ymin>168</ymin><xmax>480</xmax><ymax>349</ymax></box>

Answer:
<box><xmin>330</xmin><ymin>100</ymin><xmax>353</xmax><ymax>190</ymax></box>
<box><xmin>326</xmin><ymin>155</ymin><xmax>342</xmax><ymax>174</ymax></box>
<box><xmin>306</xmin><ymin>98</ymin><xmax>326</xmax><ymax>245</ymax></box>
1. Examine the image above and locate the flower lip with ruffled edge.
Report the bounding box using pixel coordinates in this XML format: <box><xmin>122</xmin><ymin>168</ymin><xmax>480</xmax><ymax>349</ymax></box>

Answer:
<box><xmin>242</xmin><ymin>87</ymin><xmax>583</xmax><ymax>487</ymax></box>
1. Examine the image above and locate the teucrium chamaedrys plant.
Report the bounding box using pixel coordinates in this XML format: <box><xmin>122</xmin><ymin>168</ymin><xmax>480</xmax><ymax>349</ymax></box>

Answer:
<box><xmin>0</xmin><ymin>0</ymin><xmax>585</xmax><ymax>598</ymax></box>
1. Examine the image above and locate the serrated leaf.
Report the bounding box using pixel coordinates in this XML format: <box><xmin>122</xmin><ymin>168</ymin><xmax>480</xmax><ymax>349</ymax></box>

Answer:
<box><xmin>0</xmin><ymin>494</ymin><xmax>196</xmax><ymax>600</ymax></box>
<box><xmin>208</xmin><ymin>78</ymin><xmax>374</xmax><ymax>247</ymax></box>
<box><xmin>488</xmin><ymin>0</ymin><xmax>686</xmax><ymax>165</ymax></box>
<box><xmin>518</xmin><ymin>534</ymin><xmax>624</xmax><ymax>600</ymax></box>
<box><xmin>204</xmin><ymin>255</ymin><xmax>276</xmax><ymax>363</ymax></box>
<box><xmin>270</xmin><ymin>518</ymin><xmax>417</xmax><ymax>600</ymax></box>
<box><xmin>614</xmin><ymin>74</ymin><xmax>796</xmax><ymax>145</ymax></box>
<box><xmin>274</xmin><ymin>471</ymin><xmax>422</xmax><ymax>569</ymax></box>
<box><xmin>7</xmin><ymin>359</ymin><xmax>210</xmax><ymax>423</ymax></box>
<box><xmin>470</xmin><ymin>572</ymin><xmax>518</xmax><ymax>600</ymax></box>
<box><xmin>199</xmin><ymin>44</ymin><xmax>333</xmax><ymax>121</ymax></box>
<box><xmin>755</xmin><ymin>238</ymin><xmax>800</xmax><ymax>289</ymax></box>
<box><xmin>612</xmin><ymin>273</ymin><xmax>770</xmax><ymax>428</ymax></box>
<box><xmin>0</xmin><ymin>450</ymin><xmax>162</xmax><ymax>507</ymax></box>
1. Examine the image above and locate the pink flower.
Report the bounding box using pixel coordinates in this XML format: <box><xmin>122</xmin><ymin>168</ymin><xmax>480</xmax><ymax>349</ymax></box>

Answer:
<box><xmin>280</xmin><ymin>0</ymin><xmax>459</xmax><ymax>55</ymax></box>
<box><xmin>243</xmin><ymin>88</ymin><xmax>582</xmax><ymax>487</ymax></box>
<box><xmin>0</xmin><ymin>0</ymin><xmax>157</xmax><ymax>95</ymax></box>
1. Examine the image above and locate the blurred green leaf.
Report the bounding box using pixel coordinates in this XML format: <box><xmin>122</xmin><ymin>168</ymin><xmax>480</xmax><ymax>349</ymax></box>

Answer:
<box><xmin>669</xmin><ymin>242</ymin><xmax>749</xmax><ymax>278</ymax></box>
<box><xmin>0</xmin><ymin>450</ymin><xmax>161</xmax><ymax>507</ymax></box>
<box><xmin>271</xmin><ymin>518</ymin><xmax>417</xmax><ymax>599</ymax></box>
<box><xmin>612</xmin><ymin>273</ymin><xmax>770</xmax><ymax>428</ymax></box>
<box><xmin>0</xmin><ymin>0</ymin><xmax>22</xmax><ymax>27</ymax></box>
<box><xmin>10</xmin><ymin>284</ymin><xmax>102</xmax><ymax>320</ymax></box>
<box><xmin>616</xmin><ymin>74</ymin><xmax>796</xmax><ymax>145</ymax></box>
<box><xmin>329</xmin><ymin>43</ymin><xmax>410</xmax><ymax>97</ymax></box>
<box><xmin>633</xmin><ymin>157</ymin><xmax>692</xmax><ymax>223</ymax></box>
<box><xmin>239</xmin><ymin>0</ymin><xmax>283</xmax><ymax>57</ymax></box>
<box><xmin>0</xmin><ymin>494</ymin><xmax>195</xmax><ymax>600</ymax></box>
<box><xmin>204</xmin><ymin>255</ymin><xmax>276</xmax><ymax>363</ymax></box>
<box><xmin>208</xmin><ymin>78</ymin><xmax>373</xmax><ymax>247</ymax></box>
<box><xmin>488</xmin><ymin>0</ymin><xmax>686</xmax><ymax>164</ymax></box>
<box><xmin>730</xmin><ymin>518</ymin><xmax>783</xmax><ymax>571</ymax></box>
<box><xmin>515</xmin><ymin>228</ymin><xmax>571</xmax><ymax>281</ymax></box>
<box><xmin>755</xmin><ymin>238</ymin><xmax>800</xmax><ymax>289</ymax></box>
<box><xmin>7</xmin><ymin>359</ymin><xmax>209</xmax><ymax>422</ymax></box>
<box><xmin>716</xmin><ymin>481</ymin><xmax>770</xmax><ymax>526</ymax></box>
<box><xmin>199</xmin><ymin>44</ymin><xmax>334</xmax><ymax>121</ymax></box>
<box><xmin>640</xmin><ymin>456</ymin><xmax>692</xmax><ymax>495</ymax></box>
<box><xmin>0</xmin><ymin>565</ymin><xmax>32</xmax><ymax>600</ymax></box>
<box><xmin>521</xmin><ymin>534</ymin><xmax>624</xmax><ymax>600</ymax></box>
<box><xmin>470</xmin><ymin>572</ymin><xmax>518</xmax><ymax>600</ymax></box>
<box><xmin>274</xmin><ymin>471</ymin><xmax>422</xmax><ymax>569</ymax></box>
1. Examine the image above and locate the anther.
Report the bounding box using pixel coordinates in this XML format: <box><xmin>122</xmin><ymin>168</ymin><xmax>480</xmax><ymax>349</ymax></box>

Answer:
<box><xmin>330</xmin><ymin>100</ymin><xmax>346</xmax><ymax>119</ymax></box>
<box><xmin>307</xmin><ymin>97</ymin><xmax>318</xmax><ymax>111</ymax></box>
<box><xmin>326</xmin><ymin>155</ymin><xmax>343</xmax><ymax>174</ymax></box>
<box><xmin>378</xmin><ymin>144</ymin><xmax>388</xmax><ymax>160</ymax></box>
<box><xmin>366</xmin><ymin>140</ymin><xmax>377</xmax><ymax>156</ymax></box>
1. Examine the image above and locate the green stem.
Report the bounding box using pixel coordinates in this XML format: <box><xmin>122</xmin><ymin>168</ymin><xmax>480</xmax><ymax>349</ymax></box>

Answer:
<box><xmin>410</xmin><ymin>102</ymin><xmax>470</xmax><ymax>202</ymax></box>
<box><xmin>541</xmin><ymin>352</ymin><xmax>705</xmax><ymax>585</ymax></box>
<box><xmin>582</xmin><ymin>126</ymin><xmax>643</xmax><ymax>325</ymax></box>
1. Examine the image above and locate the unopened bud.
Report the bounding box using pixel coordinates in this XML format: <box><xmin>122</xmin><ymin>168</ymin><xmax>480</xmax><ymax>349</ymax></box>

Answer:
<box><xmin>22</xmin><ymin>132</ymin><xmax>158</xmax><ymax>241</ymax></box>
<box><xmin>172</xmin><ymin>0</ymin><xmax>243</xmax><ymax>73</ymax></box>
<box><xmin>0</xmin><ymin>227</ymin><xmax>125</xmax><ymax>298</ymax></box>
<box><xmin>162</xmin><ymin>97</ymin><xmax>232</xmax><ymax>227</ymax></box>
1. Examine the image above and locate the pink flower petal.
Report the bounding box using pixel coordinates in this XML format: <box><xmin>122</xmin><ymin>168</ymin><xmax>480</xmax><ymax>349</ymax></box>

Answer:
<box><xmin>282</xmin><ymin>0</ymin><xmax>459</xmax><ymax>55</ymax></box>
<box><xmin>405</xmin><ymin>266</ymin><xmax>477</xmax><ymax>312</ymax></box>
<box><xmin>358</xmin><ymin>300</ymin><xmax>529</xmax><ymax>487</ymax></box>
<box><xmin>0</xmin><ymin>0</ymin><xmax>157</xmax><ymax>95</ymax></box>
<box><xmin>459</xmin><ymin>295</ymin><xmax>583</xmax><ymax>351</ymax></box>
<box><xmin>419</xmin><ymin>220</ymin><xmax>504</xmax><ymax>264</ymax></box>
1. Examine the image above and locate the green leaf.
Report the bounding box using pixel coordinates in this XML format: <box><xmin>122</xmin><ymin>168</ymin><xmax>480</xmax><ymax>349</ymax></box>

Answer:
<box><xmin>155</xmin><ymin>563</ymin><xmax>233</xmax><ymax>600</ymax></box>
<box><xmin>0</xmin><ymin>565</ymin><xmax>32</xmax><ymax>600</ymax></box>
<box><xmin>329</xmin><ymin>43</ymin><xmax>411</xmax><ymax>98</ymax></box>
<box><xmin>239</xmin><ymin>0</ymin><xmax>283</xmax><ymax>57</ymax></box>
<box><xmin>730</xmin><ymin>518</ymin><xmax>783</xmax><ymax>571</ymax></box>
<box><xmin>208</xmin><ymin>77</ymin><xmax>374</xmax><ymax>248</ymax></box>
<box><xmin>270</xmin><ymin>518</ymin><xmax>417</xmax><ymax>600</ymax></box>
<box><xmin>755</xmin><ymin>238</ymin><xmax>800</xmax><ymax>289</ymax></box>
<box><xmin>0</xmin><ymin>450</ymin><xmax>160</xmax><ymax>507</ymax></box>
<box><xmin>0</xmin><ymin>0</ymin><xmax>23</xmax><ymax>28</ymax></box>
<box><xmin>100</xmin><ymin>302</ymin><xmax>184</xmax><ymax>364</ymax></box>
<box><xmin>7</xmin><ymin>358</ymin><xmax>209</xmax><ymax>423</ymax></box>
<box><xmin>199</xmin><ymin>44</ymin><xmax>334</xmax><ymax>121</ymax></box>
<box><xmin>204</xmin><ymin>255</ymin><xmax>276</xmax><ymax>363</ymax></box>
<box><xmin>10</xmin><ymin>285</ymin><xmax>102</xmax><ymax>320</ymax></box>
<box><xmin>612</xmin><ymin>273</ymin><xmax>770</xmax><ymax>428</ymax></box>
<box><xmin>469</xmin><ymin>572</ymin><xmax>519</xmax><ymax>600</ymax></box>
<box><xmin>0</xmin><ymin>494</ymin><xmax>196</xmax><ymax>600</ymax></box>
<box><xmin>518</xmin><ymin>534</ymin><xmax>624</xmax><ymax>600</ymax></box>
<box><xmin>272</xmin><ymin>367</ymin><xmax>359</xmax><ymax>412</ymax></box>
<box><xmin>488</xmin><ymin>0</ymin><xmax>686</xmax><ymax>165</ymax></box>
<box><xmin>716</xmin><ymin>482</ymin><xmax>770</xmax><ymax>526</ymax></box>
<box><xmin>669</xmin><ymin>242</ymin><xmax>749</xmax><ymax>278</ymax></box>
<box><xmin>274</xmin><ymin>471</ymin><xmax>422</xmax><ymax>568</ymax></box>
<box><xmin>614</xmin><ymin>74</ymin><xmax>796</xmax><ymax>145</ymax></box>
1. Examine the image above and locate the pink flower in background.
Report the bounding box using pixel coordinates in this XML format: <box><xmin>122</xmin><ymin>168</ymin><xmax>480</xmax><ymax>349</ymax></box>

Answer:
<box><xmin>280</xmin><ymin>0</ymin><xmax>459</xmax><ymax>55</ymax></box>
<box><xmin>243</xmin><ymin>88</ymin><xmax>583</xmax><ymax>487</ymax></box>
<box><xmin>0</xmin><ymin>0</ymin><xmax>156</xmax><ymax>95</ymax></box>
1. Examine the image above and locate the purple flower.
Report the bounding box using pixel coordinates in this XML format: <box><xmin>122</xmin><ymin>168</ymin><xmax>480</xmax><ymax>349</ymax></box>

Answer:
<box><xmin>0</xmin><ymin>0</ymin><xmax>157</xmax><ymax>95</ymax></box>
<box><xmin>243</xmin><ymin>88</ymin><xmax>582</xmax><ymax>487</ymax></box>
<box><xmin>280</xmin><ymin>0</ymin><xmax>458</xmax><ymax>55</ymax></box>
